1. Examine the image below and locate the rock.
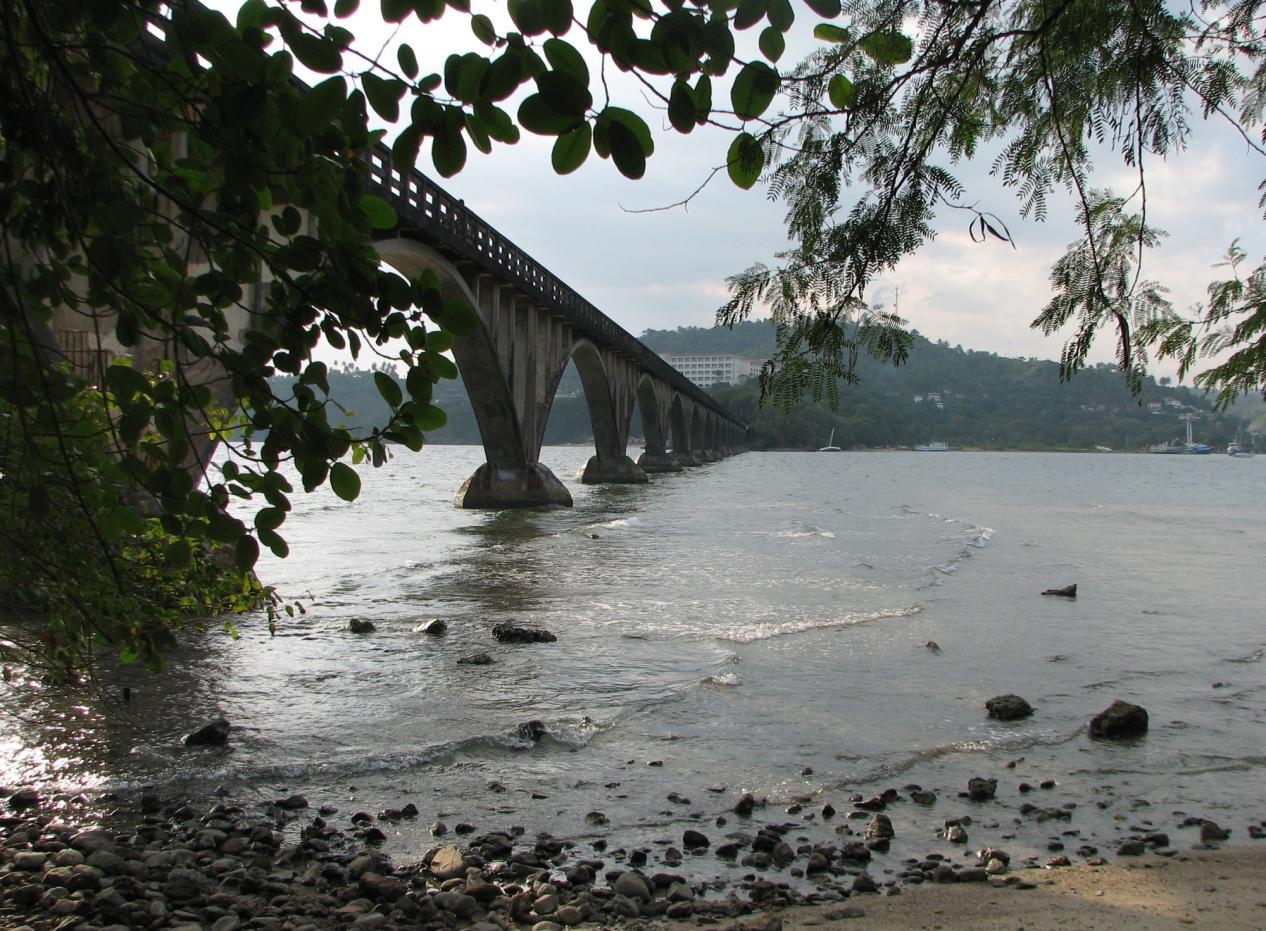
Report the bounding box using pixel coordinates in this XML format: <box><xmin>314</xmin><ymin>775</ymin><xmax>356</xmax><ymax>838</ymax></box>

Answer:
<box><xmin>183</xmin><ymin>718</ymin><xmax>230</xmax><ymax>746</ymax></box>
<box><xmin>429</xmin><ymin>845</ymin><xmax>466</xmax><ymax>880</ymax></box>
<box><xmin>434</xmin><ymin>891</ymin><xmax>479</xmax><ymax>918</ymax></box>
<box><xmin>613</xmin><ymin>871</ymin><xmax>652</xmax><ymax>903</ymax></box>
<box><xmin>986</xmin><ymin>694</ymin><xmax>1033</xmax><ymax>721</ymax></box>
<box><xmin>417</xmin><ymin>619</ymin><xmax>448</xmax><ymax>635</ymax></box>
<box><xmin>1200</xmin><ymin>820</ymin><xmax>1230</xmax><ymax>844</ymax></box>
<box><xmin>492</xmin><ymin>622</ymin><xmax>557</xmax><ymax>644</ymax></box>
<box><xmin>274</xmin><ymin>794</ymin><xmax>308</xmax><ymax>810</ymax></box>
<box><xmin>682</xmin><ymin>829</ymin><xmax>710</xmax><ymax>849</ymax></box>
<box><xmin>946</xmin><ymin>825</ymin><xmax>968</xmax><ymax>844</ymax></box>
<box><xmin>824</xmin><ymin>906</ymin><xmax>867</xmax><ymax>920</ymax></box>
<box><xmin>1089</xmin><ymin>700</ymin><xmax>1149</xmax><ymax>739</ymax></box>
<box><xmin>555</xmin><ymin>904</ymin><xmax>585</xmax><ymax>925</ymax></box>
<box><xmin>163</xmin><ymin>868</ymin><xmax>207</xmax><ymax>900</ymax></box>
<box><xmin>1041</xmin><ymin>584</ymin><xmax>1077</xmax><ymax>597</ymax></box>
<box><xmin>360</xmin><ymin>871</ymin><xmax>407</xmax><ymax>901</ymax></box>
<box><xmin>1116</xmin><ymin>840</ymin><xmax>1146</xmax><ymax>856</ymax></box>
<box><xmin>852</xmin><ymin>873</ymin><xmax>879</xmax><ymax>894</ymax></box>
<box><xmin>734</xmin><ymin>793</ymin><xmax>756</xmax><ymax>816</ymax></box>
<box><xmin>865</xmin><ymin>814</ymin><xmax>894</xmax><ymax>840</ymax></box>
<box><xmin>910</xmin><ymin>789</ymin><xmax>937</xmax><ymax>805</ymax></box>
<box><xmin>967</xmin><ymin>776</ymin><xmax>997</xmax><ymax>801</ymax></box>
<box><xmin>925</xmin><ymin>641</ymin><xmax>941</xmax><ymax>653</ymax></box>
<box><xmin>518</xmin><ymin>720</ymin><xmax>549</xmax><ymax>741</ymax></box>
<box><xmin>348</xmin><ymin>618</ymin><xmax>376</xmax><ymax>633</ymax></box>
<box><xmin>457</xmin><ymin>653</ymin><xmax>494</xmax><ymax>665</ymax></box>
<box><xmin>12</xmin><ymin>850</ymin><xmax>47</xmax><ymax>870</ymax></box>
<box><xmin>8</xmin><ymin>788</ymin><xmax>40</xmax><ymax>810</ymax></box>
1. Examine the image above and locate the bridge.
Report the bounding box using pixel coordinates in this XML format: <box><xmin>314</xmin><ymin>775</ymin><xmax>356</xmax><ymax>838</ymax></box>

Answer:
<box><xmin>360</xmin><ymin>147</ymin><xmax>748</xmax><ymax>507</ymax></box>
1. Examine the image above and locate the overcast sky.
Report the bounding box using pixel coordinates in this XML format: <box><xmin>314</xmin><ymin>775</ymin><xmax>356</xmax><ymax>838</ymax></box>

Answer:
<box><xmin>222</xmin><ymin>1</ymin><xmax>1266</xmax><ymax>384</ymax></box>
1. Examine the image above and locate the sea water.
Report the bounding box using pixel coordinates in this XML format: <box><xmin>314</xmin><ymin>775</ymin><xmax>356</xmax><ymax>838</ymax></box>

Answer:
<box><xmin>3</xmin><ymin>448</ymin><xmax>1264</xmax><ymax>869</ymax></box>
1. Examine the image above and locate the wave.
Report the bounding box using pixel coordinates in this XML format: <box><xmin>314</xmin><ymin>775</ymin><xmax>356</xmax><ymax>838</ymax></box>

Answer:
<box><xmin>713</xmin><ymin>605</ymin><xmax>923</xmax><ymax>644</ymax></box>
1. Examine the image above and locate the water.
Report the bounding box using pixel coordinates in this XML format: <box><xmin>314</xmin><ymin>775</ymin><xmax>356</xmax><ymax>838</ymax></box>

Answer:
<box><xmin>3</xmin><ymin>448</ymin><xmax>1264</xmax><ymax>874</ymax></box>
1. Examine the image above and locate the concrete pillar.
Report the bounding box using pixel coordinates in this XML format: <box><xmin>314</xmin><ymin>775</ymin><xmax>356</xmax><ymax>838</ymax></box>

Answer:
<box><xmin>580</xmin><ymin>454</ymin><xmax>648</xmax><ymax>484</ymax></box>
<box><xmin>456</xmin><ymin>463</ymin><xmax>572</xmax><ymax>508</ymax></box>
<box><xmin>637</xmin><ymin>450</ymin><xmax>683</xmax><ymax>473</ymax></box>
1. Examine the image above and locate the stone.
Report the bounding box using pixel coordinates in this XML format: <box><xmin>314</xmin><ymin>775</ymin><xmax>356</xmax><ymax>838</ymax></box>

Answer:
<box><xmin>1200</xmin><ymin>820</ymin><xmax>1230</xmax><ymax>843</ymax></box>
<box><xmin>1041</xmin><ymin>584</ymin><xmax>1077</xmax><ymax>597</ymax></box>
<box><xmin>986</xmin><ymin>694</ymin><xmax>1034</xmax><ymax>721</ymax></box>
<box><xmin>555</xmin><ymin>904</ymin><xmax>585</xmax><ymax>925</ymax></box>
<box><xmin>12</xmin><ymin>851</ymin><xmax>48</xmax><ymax>870</ymax></box>
<box><xmin>457</xmin><ymin>653</ymin><xmax>494</xmax><ymax>665</ymax></box>
<box><xmin>967</xmin><ymin>776</ymin><xmax>997</xmax><ymax>801</ymax></box>
<box><xmin>8</xmin><ymin>788</ymin><xmax>40</xmax><ymax>810</ymax></box>
<box><xmin>1089</xmin><ymin>700</ymin><xmax>1149</xmax><ymax>739</ymax></box>
<box><xmin>274</xmin><ymin>794</ymin><xmax>308</xmax><ymax>810</ymax></box>
<box><xmin>683</xmin><ymin>829</ymin><xmax>709</xmax><ymax>849</ymax></box>
<box><xmin>417</xmin><ymin>619</ymin><xmax>448</xmax><ymax>635</ymax></box>
<box><xmin>183</xmin><ymin>718</ymin><xmax>230</xmax><ymax>746</ymax></box>
<box><xmin>429</xmin><ymin>845</ymin><xmax>466</xmax><ymax>880</ymax></box>
<box><xmin>434</xmin><ymin>891</ymin><xmax>479</xmax><ymax>918</ymax></box>
<box><xmin>1116</xmin><ymin>840</ymin><xmax>1146</xmax><ymax>856</ymax></box>
<box><xmin>866</xmin><ymin>814</ymin><xmax>894</xmax><ymax>840</ymax></box>
<box><xmin>734</xmin><ymin>793</ymin><xmax>756</xmax><ymax>816</ymax></box>
<box><xmin>851</xmin><ymin>873</ymin><xmax>879</xmax><ymax>894</ymax></box>
<box><xmin>910</xmin><ymin>789</ymin><xmax>937</xmax><ymax>805</ymax></box>
<box><xmin>348</xmin><ymin>619</ymin><xmax>375</xmax><ymax>633</ymax></box>
<box><xmin>164</xmin><ymin>868</ymin><xmax>207</xmax><ymax>900</ymax></box>
<box><xmin>492</xmin><ymin>622</ymin><xmax>557</xmax><ymax>644</ymax></box>
<box><xmin>613</xmin><ymin>871</ymin><xmax>652</xmax><ymax>903</ymax></box>
<box><xmin>946</xmin><ymin>825</ymin><xmax>968</xmax><ymax>844</ymax></box>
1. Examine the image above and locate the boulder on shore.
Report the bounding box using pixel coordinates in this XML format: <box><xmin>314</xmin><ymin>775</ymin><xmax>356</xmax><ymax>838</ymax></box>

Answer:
<box><xmin>1041</xmin><ymin>584</ymin><xmax>1077</xmax><ymax>597</ymax></box>
<box><xmin>183</xmin><ymin>718</ymin><xmax>231</xmax><ymax>746</ymax></box>
<box><xmin>986</xmin><ymin>694</ymin><xmax>1034</xmax><ymax>721</ymax></box>
<box><xmin>1088</xmin><ymin>699</ymin><xmax>1148</xmax><ymax>739</ymax></box>
<box><xmin>492</xmin><ymin>622</ymin><xmax>557</xmax><ymax>644</ymax></box>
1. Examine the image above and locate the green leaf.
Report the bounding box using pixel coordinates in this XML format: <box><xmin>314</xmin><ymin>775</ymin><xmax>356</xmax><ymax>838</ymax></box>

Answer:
<box><xmin>329</xmin><ymin>462</ymin><xmax>362</xmax><ymax>502</ymax></box>
<box><xmin>859</xmin><ymin>30</ymin><xmax>913</xmax><ymax>65</ymax></box>
<box><xmin>374</xmin><ymin>370</ymin><xmax>403</xmax><ymax>406</ymax></box>
<box><xmin>431</xmin><ymin>120</ymin><xmax>468</xmax><ymax>176</ymax></box>
<box><xmin>518</xmin><ymin>93</ymin><xmax>583</xmax><ymax>134</ymax></box>
<box><xmin>542</xmin><ymin>0</ymin><xmax>574</xmax><ymax>35</ymax></box>
<box><xmin>363</xmin><ymin>72</ymin><xmax>405</xmax><ymax>122</ymax></box>
<box><xmin>543</xmin><ymin>37</ymin><xmax>588</xmax><ymax>84</ymax></box>
<box><xmin>334</xmin><ymin>0</ymin><xmax>359</xmax><ymax>15</ymax></box>
<box><xmin>767</xmin><ymin>0</ymin><xmax>793</xmax><ymax>31</ymax></box>
<box><xmin>551</xmin><ymin>122</ymin><xmax>592</xmax><ymax>173</ymax></box>
<box><xmin>470</xmin><ymin>13</ymin><xmax>497</xmax><ymax>44</ymax></box>
<box><xmin>733</xmin><ymin>0</ymin><xmax>767</xmax><ymax>30</ymax></box>
<box><xmin>827</xmin><ymin>73</ymin><xmax>856</xmax><ymax>109</ymax></box>
<box><xmin>727</xmin><ymin>131</ymin><xmax>764</xmax><ymax>189</ymax></box>
<box><xmin>813</xmin><ymin>23</ymin><xmax>851</xmax><ymax>43</ymax></box>
<box><xmin>235</xmin><ymin>535</ymin><xmax>260</xmax><ymax>571</ymax></box>
<box><xmin>607</xmin><ymin>120</ymin><xmax>645</xmax><ymax>179</ymax></box>
<box><xmin>730</xmin><ymin>61</ymin><xmax>779</xmax><ymax>121</ymax></box>
<box><xmin>758</xmin><ymin>26</ymin><xmax>785</xmax><ymax>62</ymax></box>
<box><xmin>258</xmin><ymin>528</ymin><xmax>290</xmax><ymax>558</ymax></box>
<box><xmin>668</xmin><ymin>81</ymin><xmax>697</xmax><ymax>132</ymax></box>
<box><xmin>803</xmin><ymin>0</ymin><xmax>840</xmax><ymax>16</ymax></box>
<box><xmin>298</xmin><ymin>75</ymin><xmax>348</xmax><ymax>130</ymax></box>
<box><xmin>359</xmin><ymin>194</ymin><xmax>397</xmax><ymax>230</ymax></box>
<box><xmin>508</xmin><ymin>0</ymin><xmax>547</xmax><ymax>34</ymax></box>
<box><xmin>415</xmin><ymin>404</ymin><xmax>448</xmax><ymax>431</ymax></box>
<box><xmin>290</xmin><ymin>33</ymin><xmax>342</xmax><ymax>73</ymax></box>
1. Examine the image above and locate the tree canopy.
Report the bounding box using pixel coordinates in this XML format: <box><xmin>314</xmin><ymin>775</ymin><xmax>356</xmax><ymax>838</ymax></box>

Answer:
<box><xmin>2</xmin><ymin>0</ymin><xmax>1265</xmax><ymax>676</ymax></box>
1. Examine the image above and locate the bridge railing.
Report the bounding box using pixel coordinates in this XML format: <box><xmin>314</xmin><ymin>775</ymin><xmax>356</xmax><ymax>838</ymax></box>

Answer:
<box><xmin>364</xmin><ymin>146</ymin><xmax>739</xmax><ymax>426</ymax></box>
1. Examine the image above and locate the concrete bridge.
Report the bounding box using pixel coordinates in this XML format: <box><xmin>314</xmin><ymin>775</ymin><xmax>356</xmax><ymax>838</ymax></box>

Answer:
<box><xmin>361</xmin><ymin>147</ymin><xmax>747</xmax><ymax>508</ymax></box>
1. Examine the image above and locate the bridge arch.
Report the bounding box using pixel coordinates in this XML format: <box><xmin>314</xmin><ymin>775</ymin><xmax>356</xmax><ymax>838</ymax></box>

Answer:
<box><xmin>569</xmin><ymin>339</ymin><xmax>647</xmax><ymax>485</ymax></box>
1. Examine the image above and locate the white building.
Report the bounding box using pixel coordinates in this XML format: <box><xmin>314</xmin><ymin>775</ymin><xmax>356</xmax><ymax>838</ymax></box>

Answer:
<box><xmin>659</xmin><ymin>353</ymin><xmax>763</xmax><ymax>387</ymax></box>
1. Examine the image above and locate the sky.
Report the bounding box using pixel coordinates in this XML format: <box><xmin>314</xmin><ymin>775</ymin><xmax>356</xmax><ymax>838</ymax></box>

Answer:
<box><xmin>217</xmin><ymin>1</ymin><xmax>1266</xmax><ymax>384</ymax></box>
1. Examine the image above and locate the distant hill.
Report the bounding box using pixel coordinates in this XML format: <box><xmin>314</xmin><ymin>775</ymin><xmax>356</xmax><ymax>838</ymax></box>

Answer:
<box><xmin>268</xmin><ymin>321</ymin><xmax>1259</xmax><ymax>453</ymax></box>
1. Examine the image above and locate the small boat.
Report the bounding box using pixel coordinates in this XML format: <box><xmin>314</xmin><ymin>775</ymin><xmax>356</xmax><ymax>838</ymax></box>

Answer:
<box><xmin>913</xmin><ymin>441</ymin><xmax>950</xmax><ymax>452</ymax></box>
<box><xmin>819</xmin><ymin>428</ymin><xmax>841</xmax><ymax>452</ymax></box>
<box><xmin>1150</xmin><ymin>416</ymin><xmax>1212</xmax><ymax>454</ymax></box>
<box><xmin>1095</xmin><ymin>445</ymin><xmax>1113</xmax><ymax>453</ymax></box>
<box><xmin>1228</xmin><ymin>443</ymin><xmax>1254</xmax><ymax>458</ymax></box>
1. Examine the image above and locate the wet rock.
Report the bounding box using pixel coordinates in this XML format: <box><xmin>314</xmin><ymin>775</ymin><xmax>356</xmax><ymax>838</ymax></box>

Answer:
<box><xmin>682</xmin><ymin>829</ymin><xmax>710</xmax><ymax>849</ymax></box>
<box><xmin>274</xmin><ymin>794</ymin><xmax>308</xmax><ymax>810</ymax></box>
<box><xmin>585</xmin><ymin>811</ymin><xmax>609</xmax><ymax>826</ymax></box>
<box><xmin>910</xmin><ymin>789</ymin><xmax>937</xmax><ymax>805</ymax></box>
<box><xmin>1041</xmin><ymin>584</ymin><xmax>1077</xmax><ymax>597</ymax></box>
<box><xmin>967</xmin><ymin>777</ymin><xmax>997</xmax><ymax>801</ymax></box>
<box><xmin>429</xmin><ymin>845</ymin><xmax>466</xmax><ymax>880</ymax></box>
<box><xmin>457</xmin><ymin>653</ymin><xmax>494</xmax><ymax>665</ymax></box>
<box><xmin>518</xmin><ymin>720</ymin><xmax>549</xmax><ymax>741</ymax></box>
<box><xmin>865</xmin><ymin>814</ymin><xmax>894</xmax><ymax>840</ymax></box>
<box><xmin>183</xmin><ymin>718</ymin><xmax>230</xmax><ymax>746</ymax></box>
<box><xmin>734</xmin><ymin>793</ymin><xmax>756</xmax><ymax>816</ymax></box>
<box><xmin>434</xmin><ymin>891</ymin><xmax>479</xmax><ymax>918</ymax></box>
<box><xmin>492</xmin><ymin>622</ymin><xmax>557</xmax><ymax>644</ymax></box>
<box><xmin>946</xmin><ymin>825</ymin><xmax>968</xmax><ymax>844</ymax></box>
<box><xmin>613</xmin><ymin>871</ymin><xmax>652</xmax><ymax>903</ymax></box>
<box><xmin>1116</xmin><ymin>839</ymin><xmax>1146</xmax><ymax>856</ymax></box>
<box><xmin>986</xmin><ymin>694</ymin><xmax>1034</xmax><ymax>721</ymax></box>
<box><xmin>163</xmin><ymin>868</ymin><xmax>207</xmax><ymax>900</ymax></box>
<box><xmin>851</xmin><ymin>872</ymin><xmax>879</xmax><ymax>894</ymax></box>
<box><xmin>8</xmin><ymin>788</ymin><xmax>40</xmax><ymax>811</ymax></box>
<box><xmin>348</xmin><ymin>618</ymin><xmax>376</xmax><ymax>633</ymax></box>
<box><xmin>359</xmin><ymin>871</ymin><xmax>407</xmax><ymax>902</ymax></box>
<box><xmin>925</xmin><ymin>641</ymin><xmax>942</xmax><ymax>653</ymax></box>
<box><xmin>1089</xmin><ymin>700</ymin><xmax>1149</xmax><ymax>739</ymax></box>
<box><xmin>417</xmin><ymin>619</ymin><xmax>448</xmax><ymax>635</ymax></box>
<box><xmin>1200</xmin><ymin>820</ymin><xmax>1230</xmax><ymax>844</ymax></box>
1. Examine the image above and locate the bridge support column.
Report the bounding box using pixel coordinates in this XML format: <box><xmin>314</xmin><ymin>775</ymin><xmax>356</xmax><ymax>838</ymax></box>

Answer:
<box><xmin>637</xmin><ymin>450</ymin><xmax>683</xmax><ymax>473</ymax></box>
<box><xmin>581</xmin><ymin>454</ymin><xmax>648</xmax><ymax>485</ymax></box>
<box><xmin>673</xmin><ymin>451</ymin><xmax>702</xmax><ymax>467</ymax></box>
<box><xmin>456</xmin><ymin>463</ymin><xmax>572</xmax><ymax>509</ymax></box>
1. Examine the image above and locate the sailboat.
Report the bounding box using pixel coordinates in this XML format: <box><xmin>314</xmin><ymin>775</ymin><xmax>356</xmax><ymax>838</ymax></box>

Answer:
<box><xmin>819</xmin><ymin>428</ymin><xmax>842</xmax><ymax>452</ymax></box>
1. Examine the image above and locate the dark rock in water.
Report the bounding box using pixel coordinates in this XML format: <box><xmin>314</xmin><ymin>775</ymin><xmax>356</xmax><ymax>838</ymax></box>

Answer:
<box><xmin>925</xmin><ymin>641</ymin><xmax>942</xmax><ymax>653</ymax></box>
<box><xmin>734</xmin><ymin>793</ymin><xmax>757</xmax><ymax>816</ymax></box>
<box><xmin>184</xmin><ymin>718</ymin><xmax>230</xmax><ymax>746</ymax></box>
<box><xmin>986</xmin><ymin>694</ymin><xmax>1034</xmax><ymax>721</ymax></box>
<box><xmin>910</xmin><ymin>789</ymin><xmax>937</xmax><ymax>805</ymax></box>
<box><xmin>585</xmin><ymin>811</ymin><xmax>609</xmax><ymax>826</ymax></box>
<box><xmin>865</xmin><ymin>814</ymin><xmax>894</xmax><ymax>840</ymax></box>
<box><xmin>492</xmin><ymin>621</ymin><xmax>557</xmax><ymax>644</ymax></box>
<box><xmin>274</xmin><ymin>794</ymin><xmax>308</xmax><ymax>810</ymax></box>
<box><xmin>967</xmin><ymin>777</ymin><xmax>997</xmax><ymax>801</ymax></box>
<box><xmin>682</xmin><ymin>829</ymin><xmax>710</xmax><ymax>849</ymax></box>
<box><xmin>8</xmin><ymin>788</ymin><xmax>39</xmax><ymax>811</ymax></box>
<box><xmin>1041</xmin><ymin>584</ymin><xmax>1077</xmax><ymax>597</ymax></box>
<box><xmin>1089</xmin><ymin>700</ymin><xmax>1149</xmax><ymax>739</ymax></box>
<box><xmin>1200</xmin><ymin>820</ymin><xmax>1230</xmax><ymax>843</ymax></box>
<box><xmin>1116</xmin><ymin>839</ymin><xmax>1146</xmax><ymax>856</ymax></box>
<box><xmin>457</xmin><ymin>652</ymin><xmax>494</xmax><ymax>665</ymax></box>
<box><xmin>418</xmin><ymin>619</ymin><xmax>447</xmax><ymax>636</ymax></box>
<box><xmin>517</xmin><ymin>719</ymin><xmax>548</xmax><ymax>741</ymax></box>
<box><xmin>348</xmin><ymin>618</ymin><xmax>375</xmax><ymax>633</ymax></box>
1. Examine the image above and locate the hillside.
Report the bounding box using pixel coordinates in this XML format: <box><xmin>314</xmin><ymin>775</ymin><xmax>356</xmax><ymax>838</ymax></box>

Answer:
<box><xmin>268</xmin><ymin>321</ymin><xmax>1259</xmax><ymax>453</ymax></box>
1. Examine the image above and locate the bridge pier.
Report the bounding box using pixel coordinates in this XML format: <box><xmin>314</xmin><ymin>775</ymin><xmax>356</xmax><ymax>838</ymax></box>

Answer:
<box><xmin>637</xmin><ymin>450</ymin><xmax>683</xmax><ymax>473</ymax></box>
<box><xmin>581</xmin><ymin>454</ymin><xmax>648</xmax><ymax>484</ymax></box>
<box><xmin>456</xmin><ymin>463</ymin><xmax>572</xmax><ymax>509</ymax></box>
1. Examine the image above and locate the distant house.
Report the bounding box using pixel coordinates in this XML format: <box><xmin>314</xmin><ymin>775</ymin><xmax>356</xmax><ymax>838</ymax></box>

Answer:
<box><xmin>1148</xmin><ymin>401</ymin><xmax>1164</xmax><ymax>413</ymax></box>
<box><xmin>659</xmin><ymin>352</ymin><xmax>763</xmax><ymax>388</ymax></box>
<box><xmin>913</xmin><ymin>395</ymin><xmax>924</xmax><ymax>404</ymax></box>
<box><xmin>1164</xmin><ymin>398</ymin><xmax>1184</xmax><ymax>409</ymax></box>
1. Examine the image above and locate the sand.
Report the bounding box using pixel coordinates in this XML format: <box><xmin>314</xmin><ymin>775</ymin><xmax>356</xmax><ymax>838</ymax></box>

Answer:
<box><xmin>754</xmin><ymin>849</ymin><xmax>1266</xmax><ymax>930</ymax></box>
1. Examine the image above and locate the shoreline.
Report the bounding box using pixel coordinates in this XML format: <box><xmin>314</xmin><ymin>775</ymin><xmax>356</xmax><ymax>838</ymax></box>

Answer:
<box><xmin>4</xmin><ymin>772</ymin><xmax>1264</xmax><ymax>931</ymax></box>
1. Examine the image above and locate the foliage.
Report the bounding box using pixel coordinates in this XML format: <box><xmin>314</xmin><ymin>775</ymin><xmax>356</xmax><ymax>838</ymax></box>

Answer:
<box><xmin>715</xmin><ymin>0</ymin><xmax>1266</xmax><ymax>408</ymax></box>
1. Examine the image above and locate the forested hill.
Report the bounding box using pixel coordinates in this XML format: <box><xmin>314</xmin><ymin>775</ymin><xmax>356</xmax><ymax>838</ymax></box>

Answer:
<box><xmin>269</xmin><ymin>321</ymin><xmax>1260</xmax><ymax>452</ymax></box>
